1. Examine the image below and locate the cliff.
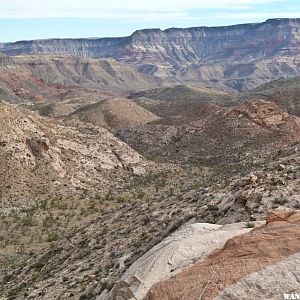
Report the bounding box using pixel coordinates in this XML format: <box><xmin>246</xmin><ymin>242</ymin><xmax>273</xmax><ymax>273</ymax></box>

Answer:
<box><xmin>2</xmin><ymin>19</ymin><xmax>300</xmax><ymax>63</ymax></box>
<box><xmin>2</xmin><ymin>19</ymin><xmax>300</xmax><ymax>91</ymax></box>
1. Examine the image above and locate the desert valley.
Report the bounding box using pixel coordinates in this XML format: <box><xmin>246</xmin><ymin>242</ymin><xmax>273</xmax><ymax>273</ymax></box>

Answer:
<box><xmin>0</xmin><ymin>18</ymin><xmax>299</xmax><ymax>300</ymax></box>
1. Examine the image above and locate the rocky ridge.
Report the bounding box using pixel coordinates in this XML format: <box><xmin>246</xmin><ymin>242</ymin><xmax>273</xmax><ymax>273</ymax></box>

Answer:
<box><xmin>240</xmin><ymin>76</ymin><xmax>300</xmax><ymax>116</ymax></box>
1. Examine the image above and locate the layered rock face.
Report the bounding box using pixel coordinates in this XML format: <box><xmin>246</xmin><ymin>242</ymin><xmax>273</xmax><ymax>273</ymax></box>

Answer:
<box><xmin>118</xmin><ymin>18</ymin><xmax>300</xmax><ymax>68</ymax></box>
<box><xmin>100</xmin><ymin>221</ymin><xmax>262</xmax><ymax>300</ymax></box>
<box><xmin>98</xmin><ymin>211</ymin><xmax>300</xmax><ymax>300</ymax></box>
<box><xmin>2</xmin><ymin>19</ymin><xmax>300</xmax><ymax>90</ymax></box>
<box><xmin>2</xmin><ymin>19</ymin><xmax>300</xmax><ymax>62</ymax></box>
<box><xmin>0</xmin><ymin>55</ymin><xmax>157</xmax><ymax>103</ymax></box>
<box><xmin>0</xmin><ymin>37</ymin><xmax>129</xmax><ymax>58</ymax></box>
<box><xmin>0</xmin><ymin>54</ymin><xmax>160</xmax><ymax>117</ymax></box>
<box><xmin>145</xmin><ymin>211</ymin><xmax>300</xmax><ymax>300</ymax></box>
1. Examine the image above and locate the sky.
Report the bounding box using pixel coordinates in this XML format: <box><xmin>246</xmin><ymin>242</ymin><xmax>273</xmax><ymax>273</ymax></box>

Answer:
<box><xmin>1</xmin><ymin>0</ymin><xmax>300</xmax><ymax>42</ymax></box>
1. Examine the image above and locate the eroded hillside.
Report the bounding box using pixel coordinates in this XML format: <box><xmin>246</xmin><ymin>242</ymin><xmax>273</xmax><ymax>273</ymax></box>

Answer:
<box><xmin>0</xmin><ymin>101</ymin><xmax>148</xmax><ymax>205</ymax></box>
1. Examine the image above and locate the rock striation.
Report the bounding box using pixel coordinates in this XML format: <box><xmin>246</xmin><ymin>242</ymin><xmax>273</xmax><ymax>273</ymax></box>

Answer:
<box><xmin>146</xmin><ymin>211</ymin><xmax>300</xmax><ymax>300</ymax></box>
<box><xmin>100</xmin><ymin>221</ymin><xmax>263</xmax><ymax>300</ymax></box>
<box><xmin>2</xmin><ymin>19</ymin><xmax>300</xmax><ymax>63</ymax></box>
<box><xmin>2</xmin><ymin>19</ymin><xmax>300</xmax><ymax>90</ymax></box>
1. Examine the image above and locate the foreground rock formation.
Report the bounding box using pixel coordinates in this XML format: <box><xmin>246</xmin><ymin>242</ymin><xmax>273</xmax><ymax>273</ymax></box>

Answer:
<box><xmin>145</xmin><ymin>211</ymin><xmax>300</xmax><ymax>300</ymax></box>
<box><xmin>97</xmin><ymin>211</ymin><xmax>300</xmax><ymax>300</ymax></box>
<box><xmin>100</xmin><ymin>221</ymin><xmax>262</xmax><ymax>300</ymax></box>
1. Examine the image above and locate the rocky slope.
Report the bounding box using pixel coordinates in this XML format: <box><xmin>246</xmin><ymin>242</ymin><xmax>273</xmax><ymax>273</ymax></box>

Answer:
<box><xmin>1</xmin><ymin>137</ymin><xmax>299</xmax><ymax>299</ymax></box>
<box><xmin>0</xmin><ymin>54</ymin><xmax>160</xmax><ymax>118</ymax></box>
<box><xmin>2</xmin><ymin>19</ymin><xmax>300</xmax><ymax>90</ymax></box>
<box><xmin>67</xmin><ymin>98</ymin><xmax>160</xmax><ymax>132</ymax></box>
<box><xmin>0</xmin><ymin>100</ymin><xmax>156</xmax><ymax>272</ymax></box>
<box><xmin>240</xmin><ymin>76</ymin><xmax>300</xmax><ymax>116</ymax></box>
<box><xmin>128</xmin><ymin>85</ymin><xmax>234</xmax><ymax>124</ymax></box>
<box><xmin>0</xmin><ymin>101</ymin><xmax>147</xmax><ymax>205</ymax></box>
<box><xmin>118</xmin><ymin>100</ymin><xmax>300</xmax><ymax>170</ymax></box>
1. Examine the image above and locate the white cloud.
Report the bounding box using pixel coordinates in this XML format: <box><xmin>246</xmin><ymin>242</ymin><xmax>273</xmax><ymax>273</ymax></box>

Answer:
<box><xmin>0</xmin><ymin>0</ymin><xmax>285</xmax><ymax>19</ymax></box>
<box><xmin>214</xmin><ymin>11</ymin><xmax>300</xmax><ymax>20</ymax></box>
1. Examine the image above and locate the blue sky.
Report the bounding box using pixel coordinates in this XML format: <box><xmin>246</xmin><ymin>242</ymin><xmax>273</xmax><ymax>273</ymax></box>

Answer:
<box><xmin>1</xmin><ymin>0</ymin><xmax>300</xmax><ymax>42</ymax></box>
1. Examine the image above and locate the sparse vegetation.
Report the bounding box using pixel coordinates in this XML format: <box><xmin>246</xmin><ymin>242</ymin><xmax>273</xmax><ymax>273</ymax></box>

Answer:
<box><xmin>245</xmin><ymin>222</ymin><xmax>255</xmax><ymax>228</ymax></box>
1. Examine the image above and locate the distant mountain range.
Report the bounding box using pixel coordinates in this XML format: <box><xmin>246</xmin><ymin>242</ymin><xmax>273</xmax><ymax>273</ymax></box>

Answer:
<box><xmin>2</xmin><ymin>18</ymin><xmax>300</xmax><ymax>91</ymax></box>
